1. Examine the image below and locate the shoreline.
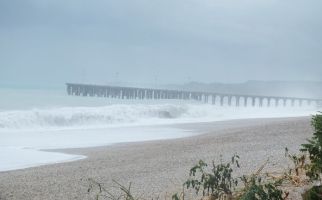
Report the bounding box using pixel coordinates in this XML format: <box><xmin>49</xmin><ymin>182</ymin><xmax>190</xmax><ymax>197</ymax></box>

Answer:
<box><xmin>1</xmin><ymin>116</ymin><xmax>305</xmax><ymax>173</ymax></box>
<box><xmin>46</xmin><ymin>116</ymin><xmax>310</xmax><ymax>153</ymax></box>
<box><xmin>0</xmin><ymin>116</ymin><xmax>313</xmax><ymax>200</ymax></box>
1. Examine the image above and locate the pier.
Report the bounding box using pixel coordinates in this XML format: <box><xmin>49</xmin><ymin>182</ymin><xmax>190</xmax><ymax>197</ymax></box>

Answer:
<box><xmin>66</xmin><ymin>83</ymin><xmax>322</xmax><ymax>107</ymax></box>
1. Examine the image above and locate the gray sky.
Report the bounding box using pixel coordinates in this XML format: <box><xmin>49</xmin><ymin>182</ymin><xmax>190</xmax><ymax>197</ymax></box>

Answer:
<box><xmin>0</xmin><ymin>0</ymin><xmax>322</xmax><ymax>87</ymax></box>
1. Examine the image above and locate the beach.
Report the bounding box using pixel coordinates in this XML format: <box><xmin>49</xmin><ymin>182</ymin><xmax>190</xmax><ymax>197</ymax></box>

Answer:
<box><xmin>0</xmin><ymin>117</ymin><xmax>313</xmax><ymax>200</ymax></box>
<box><xmin>2</xmin><ymin>0</ymin><xmax>321</xmax><ymax>198</ymax></box>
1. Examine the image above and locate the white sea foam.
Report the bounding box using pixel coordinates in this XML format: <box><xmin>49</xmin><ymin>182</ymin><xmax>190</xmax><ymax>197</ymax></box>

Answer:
<box><xmin>0</xmin><ymin>104</ymin><xmax>316</xmax><ymax>131</ymax></box>
<box><xmin>0</xmin><ymin>126</ymin><xmax>194</xmax><ymax>172</ymax></box>
<box><xmin>0</xmin><ymin>104</ymin><xmax>188</xmax><ymax>130</ymax></box>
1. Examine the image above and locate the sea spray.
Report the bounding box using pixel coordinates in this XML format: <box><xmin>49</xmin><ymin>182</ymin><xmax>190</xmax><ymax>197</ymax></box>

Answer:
<box><xmin>0</xmin><ymin>103</ymin><xmax>315</xmax><ymax>131</ymax></box>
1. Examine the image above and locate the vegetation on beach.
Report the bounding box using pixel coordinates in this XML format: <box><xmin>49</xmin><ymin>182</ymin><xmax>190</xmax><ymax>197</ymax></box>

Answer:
<box><xmin>301</xmin><ymin>112</ymin><xmax>322</xmax><ymax>181</ymax></box>
<box><xmin>87</xmin><ymin>113</ymin><xmax>322</xmax><ymax>200</ymax></box>
<box><xmin>175</xmin><ymin>156</ymin><xmax>288</xmax><ymax>200</ymax></box>
<box><xmin>301</xmin><ymin>112</ymin><xmax>322</xmax><ymax>199</ymax></box>
<box><xmin>183</xmin><ymin>155</ymin><xmax>239</xmax><ymax>198</ymax></box>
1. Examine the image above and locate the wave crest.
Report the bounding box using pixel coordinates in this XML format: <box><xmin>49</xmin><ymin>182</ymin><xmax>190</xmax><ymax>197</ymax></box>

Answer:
<box><xmin>0</xmin><ymin>104</ymin><xmax>194</xmax><ymax>130</ymax></box>
<box><xmin>0</xmin><ymin>103</ymin><xmax>313</xmax><ymax>131</ymax></box>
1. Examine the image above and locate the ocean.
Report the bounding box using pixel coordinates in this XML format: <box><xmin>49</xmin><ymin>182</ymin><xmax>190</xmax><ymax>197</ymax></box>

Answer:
<box><xmin>0</xmin><ymin>87</ymin><xmax>317</xmax><ymax>172</ymax></box>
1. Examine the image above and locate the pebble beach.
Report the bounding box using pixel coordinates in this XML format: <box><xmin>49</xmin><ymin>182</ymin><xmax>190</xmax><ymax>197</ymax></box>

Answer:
<box><xmin>0</xmin><ymin>117</ymin><xmax>313</xmax><ymax>200</ymax></box>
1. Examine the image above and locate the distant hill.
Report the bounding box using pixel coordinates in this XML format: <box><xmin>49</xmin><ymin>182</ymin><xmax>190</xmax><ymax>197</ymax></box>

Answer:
<box><xmin>163</xmin><ymin>81</ymin><xmax>322</xmax><ymax>99</ymax></box>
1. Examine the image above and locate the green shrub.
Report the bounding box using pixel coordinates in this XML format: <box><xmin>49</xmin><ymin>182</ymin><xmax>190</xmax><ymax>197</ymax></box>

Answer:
<box><xmin>183</xmin><ymin>155</ymin><xmax>288</xmax><ymax>200</ymax></box>
<box><xmin>184</xmin><ymin>155</ymin><xmax>240</xmax><ymax>199</ymax></box>
<box><xmin>302</xmin><ymin>185</ymin><xmax>322</xmax><ymax>200</ymax></box>
<box><xmin>301</xmin><ymin>112</ymin><xmax>322</xmax><ymax>181</ymax></box>
<box><xmin>239</xmin><ymin>175</ymin><xmax>284</xmax><ymax>200</ymax></box>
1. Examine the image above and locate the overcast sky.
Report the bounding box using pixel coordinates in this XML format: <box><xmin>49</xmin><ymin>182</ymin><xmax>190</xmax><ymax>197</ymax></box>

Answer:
<box><xmin>0</xmin><ymin>0</ymin><xmax>322</xmax><ymax>87</ymax></box>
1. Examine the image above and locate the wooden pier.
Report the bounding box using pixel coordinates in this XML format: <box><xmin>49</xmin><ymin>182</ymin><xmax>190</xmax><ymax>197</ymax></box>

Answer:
<box><xmin>66</xmin><ymin>83</ymin><xmax>322</xmax><ymax>107</ymax></box>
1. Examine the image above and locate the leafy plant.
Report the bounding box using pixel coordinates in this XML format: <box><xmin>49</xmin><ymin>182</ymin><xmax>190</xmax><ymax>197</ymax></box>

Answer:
<box><xmin>184</xmin><ymin>155</ymin><xmax>240</xmax><ymax>199</ymax></box>
<box><xmin>171</xmin><ymin>193</ymin><xmax>180</xmax><ymax>200</ymax></box>
<box><xmin>239</xmin><ymin>175</ymin><xmax>286</xmax><ymax>200</ymax></box>
<box><xmin>301</xmin><ymin>112</ymin><xmax>322</xmax><ymax>182</ymax></box>
<box><xmin>236</xmin><ymin>159</ymin><xmax>287</xmax><ymax>200</ymax></box>
<box><xmin>302</xmin><ymin>185</ymin><xmax>322</xmax><ymax>200</ymax></box>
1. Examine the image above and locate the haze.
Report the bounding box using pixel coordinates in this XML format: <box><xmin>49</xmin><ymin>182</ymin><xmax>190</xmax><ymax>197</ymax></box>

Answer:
<box><xmin>1</xmin><ymin>0</ymin><xmax>322</xmax><ymax>88</ymax></box>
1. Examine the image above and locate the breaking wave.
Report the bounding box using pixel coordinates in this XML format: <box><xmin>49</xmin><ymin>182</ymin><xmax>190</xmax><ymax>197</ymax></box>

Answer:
<box><xmin>0</xmin><ymin>104</ymin><xmax>216</xmax><ymax>130</ymax></box>
<box><xmin>0</xmin><ymin>103</ymin><xmax>314</xmax><ymax>131</ymax></box>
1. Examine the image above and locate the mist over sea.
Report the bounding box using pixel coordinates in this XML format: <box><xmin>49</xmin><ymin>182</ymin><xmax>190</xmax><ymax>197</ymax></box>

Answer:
<box><xmin>0</xmin><ymin>87</ymin><xmax>317</xmax><ymax>172</ymax></box>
